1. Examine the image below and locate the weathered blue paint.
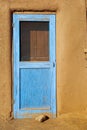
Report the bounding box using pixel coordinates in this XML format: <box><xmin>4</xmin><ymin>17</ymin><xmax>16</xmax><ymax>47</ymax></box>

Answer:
<box><xmin>13</xmin><ymin>14</ymin><xmax>56</xmax><ymax>118</ymax></box>
<box><xmin>20</xmin><ymin>69</ymin><xmax>51</xmax><ymax>108</ymax></box>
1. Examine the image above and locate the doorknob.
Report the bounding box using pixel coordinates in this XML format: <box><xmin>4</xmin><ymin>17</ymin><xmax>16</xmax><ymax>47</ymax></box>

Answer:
<box><xmin>53</xmin><ymin>62</ymin><xmax>55</xmax><ymax>67</ymax></box>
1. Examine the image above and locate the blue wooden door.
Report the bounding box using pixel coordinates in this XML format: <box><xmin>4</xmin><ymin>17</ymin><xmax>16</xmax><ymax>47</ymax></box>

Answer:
<box><xmin>13</xmin><ymin>14</ymin><xmax>56</xmax><ymax>118</ymax></box>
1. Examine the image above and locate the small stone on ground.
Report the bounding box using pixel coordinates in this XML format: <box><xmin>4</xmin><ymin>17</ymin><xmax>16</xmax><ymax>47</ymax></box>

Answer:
<box><xmin>35</xmin><ymin>114</ymin><xmax>49</xmax><ymax>122</ymax></box>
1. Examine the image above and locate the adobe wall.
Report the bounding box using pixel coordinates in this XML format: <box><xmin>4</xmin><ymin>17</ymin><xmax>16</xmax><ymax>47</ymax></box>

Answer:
<box><xmin>0</xmin><ymin>0</ymin><xmax>86</xmax><ymax>119</ymax></box>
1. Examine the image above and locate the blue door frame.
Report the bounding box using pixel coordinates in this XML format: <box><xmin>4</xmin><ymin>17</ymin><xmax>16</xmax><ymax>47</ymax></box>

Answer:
<box><xmin>13</xmin><ymin>14</ymin><xmax>56</xmax><ymax>118</ymax></box>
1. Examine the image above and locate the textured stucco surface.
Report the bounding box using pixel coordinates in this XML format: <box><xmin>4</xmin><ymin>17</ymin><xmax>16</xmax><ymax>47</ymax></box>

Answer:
<box><xmin>0</xmin><ymin>0</ymin><xmax>87</xmax><ymax>119</ymax></box>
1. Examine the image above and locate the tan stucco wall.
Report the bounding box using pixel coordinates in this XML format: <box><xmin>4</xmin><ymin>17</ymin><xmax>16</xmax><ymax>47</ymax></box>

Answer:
<box><xmin>0</xmin><ymin>0</ymin><xmax>86</xmax><ymax>119</ymax></box>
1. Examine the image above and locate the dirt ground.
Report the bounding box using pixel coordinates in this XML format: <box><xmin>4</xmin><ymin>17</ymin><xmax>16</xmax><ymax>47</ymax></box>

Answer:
<box><xmin>1</xmin><ymin>113</ymin><xmax>87</xmax><ymax>130</ymax></box>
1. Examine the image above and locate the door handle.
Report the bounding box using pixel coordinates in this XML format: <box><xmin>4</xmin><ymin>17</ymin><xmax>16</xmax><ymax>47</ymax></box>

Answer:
<box><xmin>53</xmin><ymin>62</ymin><xmax>55</xmax><ymax>67</ymax></box>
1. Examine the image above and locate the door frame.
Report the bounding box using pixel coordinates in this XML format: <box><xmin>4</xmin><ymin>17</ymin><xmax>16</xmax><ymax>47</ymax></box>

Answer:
<box><xmin>13</xmin><ymin>13</ymin><xmax>56</xmax><ymax>118</ymax></box>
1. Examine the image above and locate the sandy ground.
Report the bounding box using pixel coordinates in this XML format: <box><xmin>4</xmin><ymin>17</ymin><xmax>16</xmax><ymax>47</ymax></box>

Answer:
<box><xmin>1</xmin><ymin>113</ymin><xmax>87</xmax><ymax>130</ymax></box>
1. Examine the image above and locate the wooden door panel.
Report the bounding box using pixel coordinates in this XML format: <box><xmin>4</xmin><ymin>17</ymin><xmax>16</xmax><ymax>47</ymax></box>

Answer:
<box><xmin>30</xmin><ymin>30</ymin><xmax>36</xmax><ymax>60</ymax></box>
<box><xmin>20</xmin><ymin>68</ymin><xmax>51</xmax><ymax>109</ymax></box>
<box><xmin>36</xmin><ymin>30</ymin><xmax>49</xmax><ymax>60</ymax></box>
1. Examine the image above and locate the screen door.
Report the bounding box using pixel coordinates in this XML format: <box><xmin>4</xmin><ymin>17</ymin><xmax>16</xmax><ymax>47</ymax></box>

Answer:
<box><xmin>13</xmin><ymin>14</ymin><xmax>56</xmax><ymax>118</ymax></box>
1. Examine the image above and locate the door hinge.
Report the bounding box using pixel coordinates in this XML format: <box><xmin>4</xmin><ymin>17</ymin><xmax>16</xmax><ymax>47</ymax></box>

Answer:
<box><xmin>12</xmin><ymin>23</ymin><xmax>14</xmax><ymax>28</ymax></box>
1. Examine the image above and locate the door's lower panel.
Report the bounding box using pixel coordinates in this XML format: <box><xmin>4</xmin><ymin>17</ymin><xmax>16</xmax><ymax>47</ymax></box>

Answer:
<box><xmin>19</xmin><ymin>68</ymin><xmax>51</xmax><ymax>110</ymax></box>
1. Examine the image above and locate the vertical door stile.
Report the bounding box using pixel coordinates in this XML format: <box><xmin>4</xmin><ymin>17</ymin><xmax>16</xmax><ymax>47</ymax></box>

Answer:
<box><xmin>50</xmin><ymin>15</ymin><xmax>56</xmax><ymax>117</ymax></box>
